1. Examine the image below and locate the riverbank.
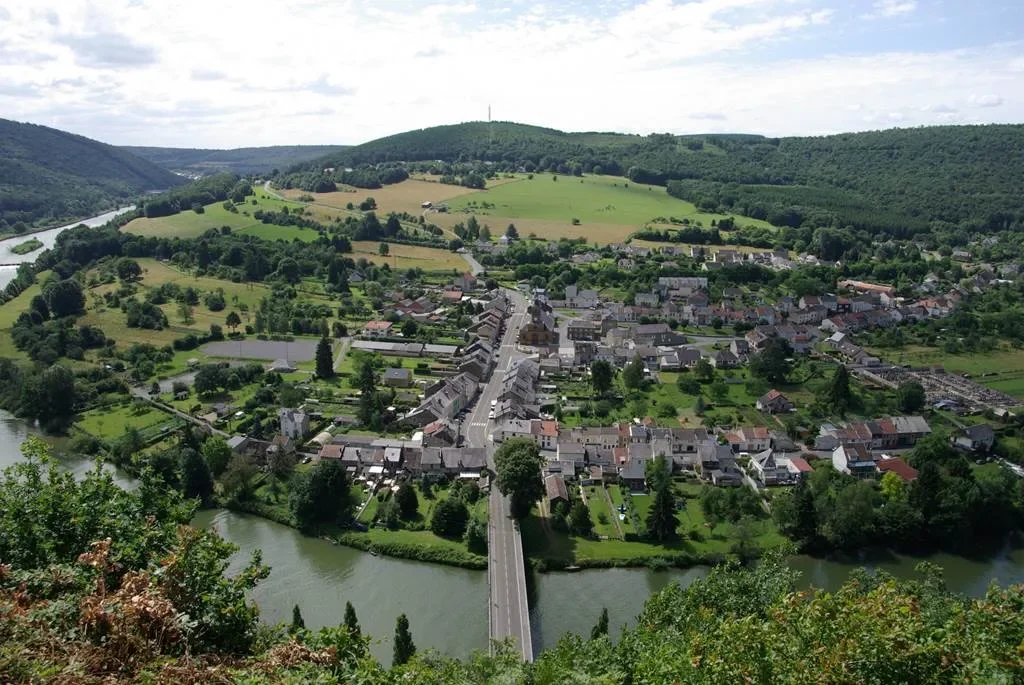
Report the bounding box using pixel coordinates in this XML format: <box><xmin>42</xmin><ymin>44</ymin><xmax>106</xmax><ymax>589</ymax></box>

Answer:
<box><xmin>0</xmin><ymin>205</ymin><xmax>133</xmax><ymax>241</ymax></box>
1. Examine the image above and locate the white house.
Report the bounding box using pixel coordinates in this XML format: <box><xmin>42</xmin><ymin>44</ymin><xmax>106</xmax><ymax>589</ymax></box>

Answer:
<box><xmin>279</xmin><ymin>408</ymin><xmax>309</xmax><ymax>440</ymax></box>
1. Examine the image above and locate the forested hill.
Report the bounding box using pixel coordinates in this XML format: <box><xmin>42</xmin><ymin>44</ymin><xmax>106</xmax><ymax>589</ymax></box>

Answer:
<box><xmin>0</xmin><ymin>118</ymin><xmax>184</xmax><ymax>230</ymax></box>
<box><xmin>303</xmin><ymin>121</ymin><xmax>1024</xmax><ymax>234</ymax></box>
<box><xmin>124</xmin><ymin>144</ymin><xmax>347</xmax><ymax>176</ymax></box>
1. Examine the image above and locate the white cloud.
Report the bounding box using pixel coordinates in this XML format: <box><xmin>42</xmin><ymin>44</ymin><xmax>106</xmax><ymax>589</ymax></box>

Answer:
<box><xmin>967</xmin><ymin>93</ymin><xmax>1004</xmax><ymax>108</ymax></box>
<box><xmin>863</xmin><ymin>0</ymin><xmax>917</xmax><ymax>20</ymax></box>
<box><xmin>0</xmin><ymin>0</ymin><xmax>1019</xmax><ymax>147</ymax></box>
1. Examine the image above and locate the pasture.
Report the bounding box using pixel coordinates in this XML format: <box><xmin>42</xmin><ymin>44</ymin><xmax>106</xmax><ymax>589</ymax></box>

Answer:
<box><xmin>122</xmin><ymin>187</ymin><xmax>337</xmax><ymax>239</ymax></box>
<box><xmin>280</xmin><ymin>179</ymin><xmax>478</xmax><ymax>216</ymax></box>
<box><xmin>349</xmin><ymin>241</ymin><xmax>470</xmax><ymax>272</ymax></box>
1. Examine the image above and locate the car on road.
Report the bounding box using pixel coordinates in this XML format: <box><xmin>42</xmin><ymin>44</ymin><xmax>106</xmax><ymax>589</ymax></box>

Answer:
<box><xmin>488</xmin><ymin>410</ymin><xmax>495</xmax><ymax>420</ymax></box>
<box><xmin>491</xmin><ymin>399</ymin><xmax>497</xmax><ymax>407</ymax></box>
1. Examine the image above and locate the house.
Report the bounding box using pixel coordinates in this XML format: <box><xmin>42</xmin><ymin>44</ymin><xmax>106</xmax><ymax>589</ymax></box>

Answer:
<box><xmin>750</xmin><ymin>449</ymin><xmax>783</xmax><ymax>485</ymax></box>
<box><xmin>401</xmin><ymin>373</ymin><xmax>478</xmax><ymax>426</ymax></box>
<box><xmin>544</xmin><ymin>474</ymin><xmax>569</xmax><ymax>510</ymax></box>
<box><xmin>756</xmin><ymin>389</ymin><xmax>794</xmax><ymax>415</ymax></box>
<box><xmin>383</xmin><ymin>367</ymin><xmax>413</xmax><ymax>388</ymax></box>
<box><xmin>567</xmin><ymin>319</ymin><xmax>602</xmax><ymax>341</ymax></box>
<box><xmin>453</xmin><ymin>273</ymin><xmax>477</xmax><ymax>291</ymax></box>
<box><xmin>730</xmin><ymin>339</ymin><xmax>750</xmax><ymax>361</ymax></box>
<box><xmin>633</xmin><ymin>323</ymin><xmax>683</xmax><ymax>346</ymax></box>
<box><xmin>363</xmin><ymin>320</ymin><xmax>394</xmax><ymax>337</ymax></box>
<box><xmin>267</xmin><ymin>433</ymin><xmax>296</xmax><ymax>458</ymax></box>
<box><xmin>711</xmin><ymin>349</ymin><xmax>739</xmax><ymax>369</ymax></box>
<box><xmin>518</xmin><ymin>299</ymin><xmax>558</xmax><ymax>347</ymax></box>
<box><xmin>876</xmin><ymin>456</ymin><xmax>919</xmax><ymax>482</ymax></box>
<box><xmin>226</xmin><ymin>435</ymin><xmax>250</xmax><ymax>454</ymax></box>
<box><xmin>783</xmin><ymin>456</ymin><xmax>814</xmax><ymax>480</ymax></box>
<box><xmin>619</xmin><ymin>461</ymin><xmax>647</xmax><ymax>492</ymax></box>
<box><xmin>892</xmin><ymin>415</ymin><xmax>932</xmax><ymax>446</ymax></box>
<box><xmin>422</xmin><ymin>420</ymin><xmax>457</xmax><ymax>447</ymax></box>
<box><xmin>954</xmin><ymin>424</ymin><xmax>996</xmax><ymax>454</ymax></box>
<box><xmin>267</xmin><ymin>358</ymin><xmax>296</xmax><ymax>373</ymax></box>
<box><xmin>832</xmin><ymin>444</ymin><xmax>877</xmax><ymax>479</ymax></box>
<box><xmin>724</xmin><ymin>426</ymin><xmax>771</xmax><ymax>453</ymax></box>
<box><xmin>634</xmin><ymin>292</ymin><xmax>660</xmax><ymax>308</ymax></box>
<box><xmin>564</xmin><ymin>284</ymin><xmax>600</xmax><ymax>309</ymax></box>
<box><xmin>279</xmin><ymin>408</ymin><xmax>309</xmax><ymax>440</ymax></box>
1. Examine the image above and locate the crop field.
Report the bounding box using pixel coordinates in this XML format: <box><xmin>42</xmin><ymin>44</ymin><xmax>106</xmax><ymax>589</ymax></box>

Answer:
<box><xmin>349</xmin><ymin>241</ymin><xmax>469</xmax><ymax>272</ymax></box>
<box><xmin>281</xmin><ymin>179</ymin><xmax>478</xmax><ymax>216</ymax></box>
<box><xmin>122</xmin><ymin>188</ymin><xmax>335</xmax><ymax>239</ymax></box>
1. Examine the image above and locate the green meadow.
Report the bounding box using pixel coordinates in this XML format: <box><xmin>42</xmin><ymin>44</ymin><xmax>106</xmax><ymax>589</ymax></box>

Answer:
<box><xmin>445</xmin><ymin>174</ymin><xmax>777</xmax><ymax>231</ymax></box>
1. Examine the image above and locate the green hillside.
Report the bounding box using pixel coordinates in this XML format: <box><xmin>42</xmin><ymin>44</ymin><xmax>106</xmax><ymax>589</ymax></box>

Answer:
<box><xmin>0</xmin><ymin>118</ymin><xmax>184</xmax><ymax>230</ymax></box>
<box><xmin>124</xmin><ymin>144</ymin><xmax>347</xmax><ymax>176</ymax></box>
<box><xmin>302</xmin><ymin>121</ymin><xmax>1024</xmax><ymax>236</ymax></box>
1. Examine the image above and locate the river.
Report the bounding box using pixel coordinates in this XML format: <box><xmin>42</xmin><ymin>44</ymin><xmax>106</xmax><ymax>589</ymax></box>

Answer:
<box><xmin>0</xmin><ymin>206</ymin><xmax>135</xmax><ymax>289</ymax></box>
<box><xmin>3</xmin><ymin>413</ymin><xmax>1024</xmax><ymax>661</ymax></box>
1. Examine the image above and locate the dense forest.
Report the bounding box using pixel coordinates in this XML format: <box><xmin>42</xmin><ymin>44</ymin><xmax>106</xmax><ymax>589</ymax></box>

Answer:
<box><xmin>0</xmin><ymin>118</ymin><xmax>183</xmax><ymax>230</ymax></box>
<box><xmin>299</xmin><ymin>121</ymin><xmax>1024</xmax><ymax>236</ymax></box>
<box><xmin>3</xmin><ymin>445</ymin><xmax>1023</xmax><ymax>682</ymax></box>
<box><xmin>124</xmin><ymin>144</ymin><xmax>347</xmax><ymax>176</ymax></box>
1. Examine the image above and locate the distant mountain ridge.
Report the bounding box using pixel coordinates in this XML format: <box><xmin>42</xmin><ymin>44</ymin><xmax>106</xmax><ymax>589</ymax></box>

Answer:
<box><xmin>299</xmin><ymin>120</ymin><xmax>1024</xmax><ymax>234</ymax></box>
<box><xmin>0</xmin><ymin>118</ymin><xmax>184</xmax><ymax>229</ymax></box>
<box><xmin>125</xmin><ymin>145</ymin><xmax>348</xmax><ymax>176</ymax></box>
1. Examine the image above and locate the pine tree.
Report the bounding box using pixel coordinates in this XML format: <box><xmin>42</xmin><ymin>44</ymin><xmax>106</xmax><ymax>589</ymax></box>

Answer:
<box><xmin>344</xmin><ymin>601</ymin><xmax>361</xmax><ymax>638</ymax></box>
<box><xmin>291</xmin><ymin>604</ymin><xmax>305</xmax><ymax>632</ymax></box>
<box><xmin>823</xmin><ymin>365</ymin><xmax>853</xmax><ymax>414</ymax></box>
<box><xmin>591</xmin><ymin>607</ymin><xmax>609</xmax><ymax>639</ymax></box>
<box><xmin>393</xmin><ymin>613</ymin><xmax>416</xmax><ymax>666</ymax></box>
<box><xmin>792</xmin><ymin>479</ymin><xmax>818</xmax><ymax>544</ymax></box>
<box><xmin>645</xmin><ymin>480</ymin><xmax>678</xmax><ymax>541</ymax></box>
<box><xmin>315</xmin><ymin>336</ymin><xmax>334</xmax><ymax>379</ymax></box>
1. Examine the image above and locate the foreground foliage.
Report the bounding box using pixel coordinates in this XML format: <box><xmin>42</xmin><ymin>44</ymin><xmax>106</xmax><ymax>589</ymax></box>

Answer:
<box><xmin>3</xmin><ymin>438</ymin><xmax>1024</xmax><ymax>683</ymax></box>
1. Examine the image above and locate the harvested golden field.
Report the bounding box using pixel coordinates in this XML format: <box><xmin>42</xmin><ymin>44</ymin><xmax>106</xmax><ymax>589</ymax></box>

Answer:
<box><xmin>281</xmin><ymin>179</ymin><xmax>479</xmax><ymax>215</ymax></box>
<box><xmin>350</xmin><ymin>241</ymin><xmax>470</xmax><ymax>272</ymax></box>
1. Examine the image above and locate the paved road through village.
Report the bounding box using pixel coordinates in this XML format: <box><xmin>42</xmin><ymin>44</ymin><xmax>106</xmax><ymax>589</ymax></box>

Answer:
<box><xmin>463</xmin><ymin>288</ymin><xmax>534</xmax><ymax>661</ymax></box>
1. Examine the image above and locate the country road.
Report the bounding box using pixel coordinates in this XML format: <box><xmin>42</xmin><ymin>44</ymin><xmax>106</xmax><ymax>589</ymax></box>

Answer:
<box><xmin>463</xmin><ymin>287</ymin><xmax>533</xmax><ymax>661</ymax></box>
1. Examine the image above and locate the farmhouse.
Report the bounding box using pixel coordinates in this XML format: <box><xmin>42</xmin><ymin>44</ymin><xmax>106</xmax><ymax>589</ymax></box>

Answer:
<box><xmin>756</xmin><ymin>389</ymin><xmax>794</xmax><ymax>414</ymax></box>
<box><xmin>363</xmin><ymin>320</ymin><xmax>393</xmax><ymax>337</ymax></box>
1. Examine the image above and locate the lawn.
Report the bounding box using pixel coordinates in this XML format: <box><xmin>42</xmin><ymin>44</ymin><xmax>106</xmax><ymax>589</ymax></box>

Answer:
<box><xmin>349</xmin><ymin>241</ymin><xmax>469</xmax><ymax>272</ymax></box>
<box><xmin>523</xmin><ymin>481</ymin><xmax>786</xmax><ymax>566</ymax></box>
<box><xmin>77</xmin><ymin>402</ymin><xmax>178</xmax><ymax>440</ymax></box>
<box><xmin>583</xmin><ymin>485</ymin><xmax>621</xmax><ymax>539</ymax></box>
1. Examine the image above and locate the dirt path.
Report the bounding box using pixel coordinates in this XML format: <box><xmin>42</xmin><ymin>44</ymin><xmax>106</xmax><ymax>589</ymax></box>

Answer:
<box><xmin>600</xmin><ymin>485</ymin><xmax>626</xmax><ymax>539</ymax></box>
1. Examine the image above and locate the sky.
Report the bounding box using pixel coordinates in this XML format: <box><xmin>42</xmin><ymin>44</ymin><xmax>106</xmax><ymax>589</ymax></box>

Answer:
<box><xmin>1</xmin><ymin>0</ymin><xmax>1023</xmax><ymax>148</ymax></box>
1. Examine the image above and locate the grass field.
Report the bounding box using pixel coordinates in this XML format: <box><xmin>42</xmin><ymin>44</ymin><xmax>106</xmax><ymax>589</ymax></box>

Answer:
<box><xmin>350</xmin><ymin>241</ymin><xmax>469</xmax><ymax>272</ymax></box>
<box><xmin>0</xmin><ymin>272</ymin><xmax>51</xmax><ymax>358</ymax></box>
<box><xmin>281</xmin><ymin>179</ymin><xmax>478</xmax><ymax>216</ymax></box>
<box><xmin>78</xmin><ymin>258</ymin><xmax>337</xmax><ymax>348</ymax></box>
<box><xmin>431</xmin><ymin>174</ymin><xmax>775</xmax><ymax>244</ymax></box>
<box><xmin>77</xmin><ymin>402</ymin><xmax>176</xmax><ymax>439</ymax></box>
<box><xmin>123</xmin><ymin>188</ymin><xmax>334</xmax><ymax>239</ymax></box>
<box><xmin>522</xmin><ymin>482</ymin><xmax>785</xmax><ymax>565</ymax></box>
<box><xmin>868</xmin><ymin>344</ymin><xmax>1024</xmax><ymax>379</ymax></box>
<box><xmin>236</xmin><ymin>223</ymin><xmax>320</xmax><ymax>243</ymax></box>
